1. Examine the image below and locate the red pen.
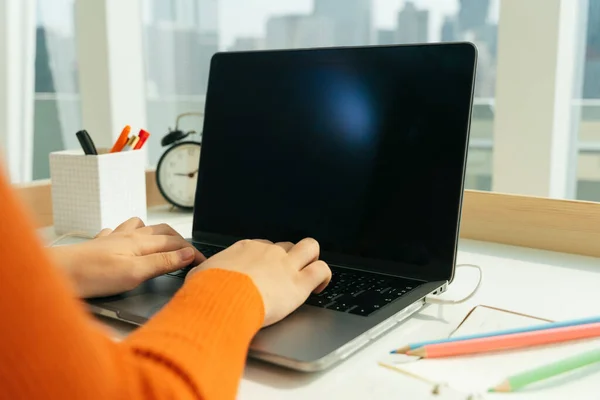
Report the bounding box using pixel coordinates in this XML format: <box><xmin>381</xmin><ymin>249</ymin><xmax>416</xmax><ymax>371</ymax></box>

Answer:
<box><xmin>134</xmin><ymin>129</ymin><xmax>150</xmax><ymax>150</ymax></box>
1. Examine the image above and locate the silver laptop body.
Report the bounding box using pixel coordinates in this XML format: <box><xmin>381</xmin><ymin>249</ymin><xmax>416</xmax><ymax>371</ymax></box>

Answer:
<box><xmin>89</xmin><ymin>43</ymin><xmax>477</xmax><ymax>371</ymax></box>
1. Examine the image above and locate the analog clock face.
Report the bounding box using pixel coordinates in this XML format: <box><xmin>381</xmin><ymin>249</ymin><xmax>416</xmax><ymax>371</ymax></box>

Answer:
<box><xmin>157</xmin><ymin>142</ymin><xmax>201</xmax><ymax>208</ymax></box>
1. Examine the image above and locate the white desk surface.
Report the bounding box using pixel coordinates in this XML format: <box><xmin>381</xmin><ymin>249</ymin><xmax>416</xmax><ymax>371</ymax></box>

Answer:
<box><xmin>43</xmin><ymin>207</ymin><xmax>600</xmax><ymax>400</ymax></box>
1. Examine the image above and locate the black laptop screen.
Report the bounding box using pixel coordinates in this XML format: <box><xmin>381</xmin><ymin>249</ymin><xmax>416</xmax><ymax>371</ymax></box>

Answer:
<box><xmin>193</xmin><ymin>44</ymin><xmax>476</xmax><ymax>282</ymax></box>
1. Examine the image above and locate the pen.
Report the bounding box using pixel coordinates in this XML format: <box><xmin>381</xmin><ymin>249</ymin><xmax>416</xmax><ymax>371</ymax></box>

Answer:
<box><xmin>76</xmin><ymin>130</ymin><xmax>98</xmax><ymax>155</ymax></box>
<box><xmin>110</xmin><ymin>125</ymin><xmax>131</xmax><ymax>153</ymax></box>
<box><xmin>134</xmin><ymin>129</ymin><xmax>150</xmax><ymax>150</ymax></box>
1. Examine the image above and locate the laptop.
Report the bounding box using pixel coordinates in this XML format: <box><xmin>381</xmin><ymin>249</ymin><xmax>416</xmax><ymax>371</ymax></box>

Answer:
<box><xmin>89</xmin><ymin>43</ymin><xmax>477</xmax><ymax>372</ymax></box>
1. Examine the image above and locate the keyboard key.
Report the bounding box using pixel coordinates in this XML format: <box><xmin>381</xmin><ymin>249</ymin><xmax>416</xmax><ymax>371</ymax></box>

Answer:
<box><xmin>348</xmin><ymin>306</ymin><xmax>374</xmax><ymax>316</ymax></box>
<box><xmin>305</xmin><ymin>297</ymin><xmax>328</xmax><ymax>307</ymax></box>
<box><xmin>331</xmin><ymin>294</ymin><xmax>355</xmax><ymax>308</ymax></box>
<box><xmin>386</xmin><ymin>288</ymin><xmax>404</xmax><ymax>298</ymax></box>
<box><xmin>303</xmin><ymin>268</ymin><xmax>422</xmax><ymax>316</ymax></box>
<box><xmin>353</xmin><ymin>291</ymin><xmax>387</xmax><ymax>307</ymax></box>
<box><xmin>326</xmin><ymin>302</ymin><xmax>353</xmax><ymax>312</ymax></box>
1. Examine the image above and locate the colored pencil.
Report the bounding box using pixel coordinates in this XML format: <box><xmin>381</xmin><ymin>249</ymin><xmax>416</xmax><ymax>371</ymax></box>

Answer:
<box><xmin>390</xmin><ymin>315</ymin><xmax>600</xmax><ymax>354</ymax></box>
<box><xmin>406</xmin><ymin>322</ymin><xmax>600</xmax><ymax>359</ymax></box>
<box><xmin>489</xmin><ymin>348</ymin><xmax>600</xmax><ymax>392</ymax></box>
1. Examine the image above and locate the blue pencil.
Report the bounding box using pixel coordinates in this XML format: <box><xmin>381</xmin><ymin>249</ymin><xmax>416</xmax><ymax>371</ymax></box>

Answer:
<box><xmin>390</xmin><ymin>315</ymin><xmax>600</xmax><ymax>354</ymax></box>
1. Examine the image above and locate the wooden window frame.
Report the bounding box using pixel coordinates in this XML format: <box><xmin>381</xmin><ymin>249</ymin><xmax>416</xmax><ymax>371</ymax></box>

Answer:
<box><xmin>14</xmin><ymin>172</ymin><xmax>600</xmax><ymax>259</ymax></box>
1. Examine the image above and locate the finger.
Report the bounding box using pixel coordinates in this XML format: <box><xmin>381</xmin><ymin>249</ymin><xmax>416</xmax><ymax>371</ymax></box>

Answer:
<box><xmin>253</xmin><ymin>239</ymin><xmax>273</xmax><ymax>244</ymax></box>
<box><xmin>137</xmin><ymin>235</ymin><xmax>206</xmax><ymax>266</ymax></box>
<box><xmin>95</xmin><ymin>228</ymin><xmax>113</xmax><ymax>238</ymax></box>
<box><xmin>113</xmin><ymin>217</ymin><xmax>145</xmax><ymax>233</ymax></box>
<box><xmin>185</xmin><ymin>266</ymin><xmax>199</xmax><ymax>280</ymax></box>
<box><xmin>298</xmin><ymin>260</ymin><xmax>332</xmax><ymax>294</ymax></box>
<box><xmin>287</xmin><ymin>238</ymin><xmax>320</xmax><ymax>270</ymax></box>
<box><xmin>136</xmin><ymin>223</ymin><xmax>183</xmax><ymax>238</ymax></box>
<box><xmin>274</xmin><ymin>241</ymin><xmax>294</xmax><ymax>252</ymax></box>
<box><xmin>185</xmin><ymin>265</ymin><xmax>202</xmax><ymax>282</ymax></box>
<box><xmin>134</xmin><ymin>247</ymin><xmax>197</xmax><ymax>281</ymax></box>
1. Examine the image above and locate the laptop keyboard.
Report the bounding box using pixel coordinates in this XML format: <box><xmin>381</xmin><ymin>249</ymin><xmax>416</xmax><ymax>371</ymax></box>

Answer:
<box><xmin>166</xmin><ymin>243</ymin><xmax>224</xmax><ymax>279</ymax></box>
<box><xmin>305</xmin><ymin>268</ymin><xmax>420</xmax><ymax>316</ymax></box>
<box><xmin>166</xmin><ymin>244</ymin><xmax>420</xmax><ymax>317</ymax></box>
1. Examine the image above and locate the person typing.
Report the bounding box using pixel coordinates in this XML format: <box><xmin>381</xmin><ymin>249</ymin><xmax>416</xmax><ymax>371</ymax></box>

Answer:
<box><xmin>0</xmin><ymin>167</ymin><xmax>331</xmax><ymax>400</ymax></box>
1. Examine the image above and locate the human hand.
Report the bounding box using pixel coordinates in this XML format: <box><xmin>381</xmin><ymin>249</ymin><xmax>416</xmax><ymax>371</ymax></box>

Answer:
<box><xmin>186</xmin><ymin>238</ymin><xmax>331</xmax><ymax>327</ymax></box>
<box><xmin>49</xmin><ymin>218</ymin><xmax>205</xmax><ymax>298</ymax></box>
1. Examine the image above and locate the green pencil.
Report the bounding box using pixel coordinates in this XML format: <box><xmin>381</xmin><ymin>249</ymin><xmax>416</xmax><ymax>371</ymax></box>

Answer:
<box><xmin>489</xmin><ymin>348</ymin><xmax>600</xmax><ymax>392</ymax></box>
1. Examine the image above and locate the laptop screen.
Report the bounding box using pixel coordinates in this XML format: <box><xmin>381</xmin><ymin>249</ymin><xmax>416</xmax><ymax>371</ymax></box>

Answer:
<box><xmin>193</xmin><ymin>44</ymin><xmax>476</xmax><ymax>282</ymax></box>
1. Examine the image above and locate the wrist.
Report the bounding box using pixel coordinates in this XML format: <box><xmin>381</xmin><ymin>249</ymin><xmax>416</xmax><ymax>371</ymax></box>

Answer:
<box><xmin>47</xmin><ymin>245</ymin><xmax>82</xmax><ymax>289</ymax></box>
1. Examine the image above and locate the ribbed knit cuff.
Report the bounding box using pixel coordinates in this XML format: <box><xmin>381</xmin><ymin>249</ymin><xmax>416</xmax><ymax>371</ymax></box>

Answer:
<box><xmin>122</xmin><ymin>269</ymin><xmax>264</xmax><ymax>399</ymax></box>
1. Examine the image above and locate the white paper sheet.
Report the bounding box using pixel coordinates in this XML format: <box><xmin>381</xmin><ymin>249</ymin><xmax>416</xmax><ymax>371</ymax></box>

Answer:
<box><xmin>384</xmin><ymin>306</ymin><xmax>600</xmax><ymax>399</ymax></box>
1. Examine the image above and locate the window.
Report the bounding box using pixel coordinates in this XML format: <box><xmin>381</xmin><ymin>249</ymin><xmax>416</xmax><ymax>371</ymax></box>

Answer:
<box><xmin>142</xmin><ymin>0</ymin><xmax>499</xmax><ymax>191</ymax></box>
<box><xmin>33</xmin><ymin>0</ymin><xmax>81</xmax><ymax>179</ymax></box>
<box><xmin>576</xmin><ymin>0</ymin><xmax>600</xmax><ymax>202</ymax></box>
<box><xmin>142</xmin><ymin>0</ymin><xmax>218</xmax><ymax>166</ymax></box>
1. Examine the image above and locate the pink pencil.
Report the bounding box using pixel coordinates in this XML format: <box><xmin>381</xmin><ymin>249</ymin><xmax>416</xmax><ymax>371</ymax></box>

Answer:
<box><xmin>407</xmin><ymin>322</ymin><xmax>600</xmax><ymax>359</ymax></box>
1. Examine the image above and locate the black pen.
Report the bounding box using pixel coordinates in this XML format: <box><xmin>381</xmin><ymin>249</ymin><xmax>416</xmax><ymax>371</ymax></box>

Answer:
<box><xmin>76</xmin><ymin>130</ymin><xmax>98</xmax><ymax>155</ymax></box>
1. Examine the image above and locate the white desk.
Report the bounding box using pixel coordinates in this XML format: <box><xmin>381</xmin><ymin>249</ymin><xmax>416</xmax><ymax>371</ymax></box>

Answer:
<box><xmin>43</xmin><ymin>207</ymin><xmax>600</xmax><ymax>399</ymax></box>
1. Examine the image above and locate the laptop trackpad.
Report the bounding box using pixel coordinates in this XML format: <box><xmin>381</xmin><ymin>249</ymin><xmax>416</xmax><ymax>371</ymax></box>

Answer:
<box><xmin>107</xmin><ymin>293</ymin><xmax>171</xmax><ymax>319</ymax></box>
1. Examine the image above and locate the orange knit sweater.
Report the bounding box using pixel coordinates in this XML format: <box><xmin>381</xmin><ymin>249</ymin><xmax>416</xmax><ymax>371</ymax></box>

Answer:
<box><xmin>0</xmin><ymin>169</ymin><xmax>264</xmax><ymax>400</ymax></box>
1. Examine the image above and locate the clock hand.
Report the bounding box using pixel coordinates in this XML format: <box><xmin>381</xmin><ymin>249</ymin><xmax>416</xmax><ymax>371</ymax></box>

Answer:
<box><xmin>174</xmin><ymin>170</ymin><xmax>199</xmax><ymax>178</ymax></box>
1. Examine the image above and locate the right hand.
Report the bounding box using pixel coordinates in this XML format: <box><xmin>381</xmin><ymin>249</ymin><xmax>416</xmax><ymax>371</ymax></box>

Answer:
<box><xmin>186</xmin><ymin>238</ymin><xmax>332</xmax><ymax>327</ymax></box>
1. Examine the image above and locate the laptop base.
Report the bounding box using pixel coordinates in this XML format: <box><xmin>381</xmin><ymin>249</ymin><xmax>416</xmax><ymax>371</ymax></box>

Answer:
<box><xmin>88</xmin><ymin>277</ymin><xmax>444</xmax><ymax>371</ymax></box>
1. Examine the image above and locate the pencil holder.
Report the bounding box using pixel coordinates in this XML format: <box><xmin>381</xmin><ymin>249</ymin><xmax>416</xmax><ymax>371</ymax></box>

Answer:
<box><xmin>49</xmin><ymin>149</ymin><xmax>147</xmax><ymax>235</ymax></box>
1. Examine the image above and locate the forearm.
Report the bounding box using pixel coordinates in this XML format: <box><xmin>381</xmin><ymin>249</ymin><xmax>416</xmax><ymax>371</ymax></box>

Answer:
<box><xmin>1</xmin><ymin>268</ymin><xmax>263</xmax><ymax>400</ymax></box>
<box><xmin>0</xmin><ymin>167</ymin><xmax>263</xmax><ymax>400</ymax></box>
<box><xmin>123</xmin><ymin>269</ymin><xmax>264</xmax><ymax>399</ymax></box>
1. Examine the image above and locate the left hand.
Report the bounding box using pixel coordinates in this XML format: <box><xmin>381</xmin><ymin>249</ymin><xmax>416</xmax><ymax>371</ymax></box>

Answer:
<box><xmin>49</xmin><ymin>218</ymin><xmax>205</xmax><ymax>298</ymax></box>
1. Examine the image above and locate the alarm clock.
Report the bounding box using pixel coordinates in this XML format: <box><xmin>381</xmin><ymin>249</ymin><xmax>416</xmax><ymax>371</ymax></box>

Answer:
<box><xmin>156</xmin><ymin>113</ymin><xmax>203</xmax><ymax>210</ymax></box>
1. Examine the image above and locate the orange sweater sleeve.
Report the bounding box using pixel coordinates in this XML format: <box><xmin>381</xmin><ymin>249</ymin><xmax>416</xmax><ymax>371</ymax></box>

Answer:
<box><xmin>0</xmin><ymin>169</ymin><xmax>264</xmax><ymax>400</ymax></box>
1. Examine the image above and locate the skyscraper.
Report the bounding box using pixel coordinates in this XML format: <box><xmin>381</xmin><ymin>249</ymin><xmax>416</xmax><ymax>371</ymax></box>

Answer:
<box><xmin>151</xmin><ymin>0</ymin><xmax>177</xmax><ymax>24</ymax></box>
<box><xmin>35</xmin><ymin>28</ymin><xmax>56</xmax><ymax>93</ymax></box>
<box><xmin>440</xmin><ymin>0</ymin><xmax>497</xmax><ymax>96</ymax></box>
<box><xmin>584</xmin><ymin>0</ymin><xmax>600</xmax><ymax>98</ymax></box>
<box><xmin>396</xmin><ymin>1</ymin><xmax>429</xmax><ymax>44</ymax></box>
<box><xmin>151</xmin><ymin>0</ymin><xmax>218</xmax><ymax>32</ymax></box>
<box><xmin>266</xmin><ymin>14</ymin><xmax>335</xmax><ymax>49</ymax></box>
<box><xmin>313</xmin><ymin>0</ymin><xmax>372</xmax><ymax>46</ymax></box>
<box><xmin>194</xmin><ymin>0</ymin><xmax>218</xmax><ymax>33</ymax></box>
<box><xmin>228</xmin><ymin>37</ymin><xmax>265</xmax><ymax>52</ymax></box>
<box><xmin>146</xmin><ymin>0</ymin><xmax>219</xmax><ymax>96</ymax></box>
<box><xmin>457</xmin><ymin>0</ymin><xmax>497</xmax><ymax>55</ymax></box>
<box><xmin>377</xmin><ymin>29</ymin><xmax>395</xmax><ymax>46</ymax></box>
<box><xmin>587</xmin><ymin>0</ymin><xmax>600</xmax><ymax>56</ymax></box>
<box><xmin>34</xmin><ymin>27</ymin><xmax>74</xmax><ymax>179</ymax></box>
<box><xmin>458</xmin><ymin>0</ymin><xmax>490</xmax><ymax>32</ymax></box>
<box><xmin>441</xmin><ymin>16</ymin><xmax>458</xmax><ymax>42</ymax></box>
